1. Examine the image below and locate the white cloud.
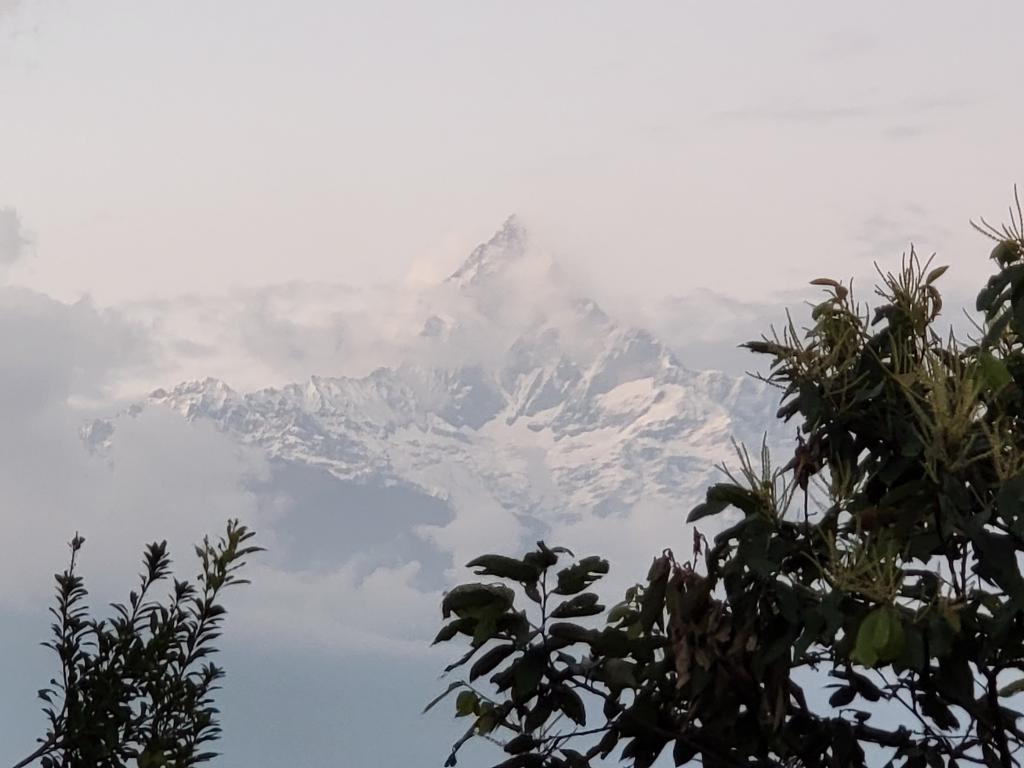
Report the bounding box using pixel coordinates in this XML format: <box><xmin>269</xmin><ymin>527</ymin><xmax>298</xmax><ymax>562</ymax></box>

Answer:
<box><xmin>114</xmin><ymin>223</ymin><xmax>604</xmax><ymax>391</ymax></box>
<box><xmin>231</xmin><ymin>560</ymin><xmax>442</xmax><ymax>655</ymax></box>
<box><xmin>0</xmin><ymin>282</ymin><xmax>468</xmax><ymax>652</ymax></box>
<box><xmin>0</xmin><ymin>286</ymin><xmax>271</xmax><ymax>610</ymax></box>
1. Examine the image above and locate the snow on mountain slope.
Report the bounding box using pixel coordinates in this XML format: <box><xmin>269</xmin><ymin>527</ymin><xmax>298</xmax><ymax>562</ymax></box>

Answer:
<box><xmin>448</xmin><ymin>214</ymin><xmax>532</xmax><ymax>289</ymax></box>
<box><xmin>85</xmin><ymin>217</ymin><xmax>790</xmax><ymax>581</ymax></box>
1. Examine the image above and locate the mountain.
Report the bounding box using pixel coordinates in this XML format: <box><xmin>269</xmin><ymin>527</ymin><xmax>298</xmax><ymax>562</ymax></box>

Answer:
<box><xmin>447</xmin><ymin>214</ymin><xmax>531</xmax><ymax>288</ymax></box>
<box><xmin>83</xmin><ymin>218</ymin><xmax>788</xmax><ymax>574</ymax></box>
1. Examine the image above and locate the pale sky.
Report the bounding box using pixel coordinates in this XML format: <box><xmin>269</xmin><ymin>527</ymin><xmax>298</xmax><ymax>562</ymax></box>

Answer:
<box><xmin>0</xmin><ymin>0</ymin><xmax>1019</xmax><ymax>308</ymax></box>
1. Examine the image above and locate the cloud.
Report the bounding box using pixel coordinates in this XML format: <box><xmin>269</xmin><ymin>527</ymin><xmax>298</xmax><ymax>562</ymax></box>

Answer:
<box><xmin>14</xmin><ymin>208</ymin><xmax>934</xmax><ymax>673</ymax></box>
<box><xmin>713</xmin><ymin>93</ymin><xmax>977</xmax><ymax>127</ymax></box>
<box><xmin>0</xmin><ymin>282</ymin><xmax>477</xmax><ymax>660</ymax></box>
<box><xmin>600</xmin><ymin>286</ymin><xmax>808</xmax><ymax>376</ymax></box>
<box><xmin>0</xmin><ymin>207</ymin><xmax>30</xmax><ymax>267</ymax></box>
<box><xmin>230</xmin><ymin>560</ymin><xmax>441</xmax><ymax>655</ymax></box>
<box><xmin>117</xmin><ymin>282</ymin><xmax>398</xmax><ymax>391</ymax></box>
<box><xmin>853</xmin><ymin>203</ymin><xmax>952</xmax><ymax>264</ymax></box>
<box><xmin>883</xmin><ymin>124</ymin><xmax>930</xmax><ymax>141</ymax></box>
<box><xmin>0</xmin><ymin>286</ymin><xmax>273</xmax><ymax>612</ymax></box>
<box><xmin>115</xmin><ymin>232</ymin><xmax>580</xmax><ymax>390</ymax></box>
<box><xmin>0</xmin><ymin>1</ymin><xmax>23</xmax><ymax>22</ymax></box>
<box><xmin>813</xmin><ymin>28</ymin><xmax>877</xmax><ymax>61</ymax></box>
<box><xmin>0</xmin><ymin>284</ymin><xmax>449</xmax><ymax>652</ymax></box>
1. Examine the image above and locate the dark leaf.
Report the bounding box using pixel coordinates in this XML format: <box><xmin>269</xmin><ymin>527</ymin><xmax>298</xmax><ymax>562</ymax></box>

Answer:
<box><xmin>686</xmin><ymin>499</ymin><xmax>728</xmax><ymax>523</ymax></box>
<box><xmin>442</xmin><ymin>583</ymin><xmax>516</xmax><ymax>619</ymax></box>
<box><xmin>470</xmin><ymin>644</ymin><xmax>516</xmax><ymax>681</ymax></box>
<box><xmin>504</xmin><ymin>734</ymin><xmax>538</xmax><ymax>755</ymax></box>
<box><xmin>551</xmin><ymin>592</ymin><xmax>605</xmax><ymax>619</ymax></box>
<box><xmin>553</xmin><ymin>557</ymin><xmax>610</xmax><ymax>596</ymax></box>
<box><xmin>455</xmin><ymin>690</ymin><xmax>479</xmax><ymax>717</ymax></box>
<box><xmin>466</xmin><ymin>555</ymin><xmax>542</xmax><ymax>583</ymax></box>
<box><xmin>553</xmin><ymin>686</ymin><xmax>587</xmax><ymax>726</ymax></box>
<box><xmin>829</xmin><ymin>685</ymin><xmax>856</xmax><ymax>707</ymax></box>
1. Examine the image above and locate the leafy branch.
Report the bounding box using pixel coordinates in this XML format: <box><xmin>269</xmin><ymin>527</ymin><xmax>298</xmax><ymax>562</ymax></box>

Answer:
<box><xmin>12</xmin><ymin>520</ymin><xmax>261</xmax><ymax>768</ymax></box>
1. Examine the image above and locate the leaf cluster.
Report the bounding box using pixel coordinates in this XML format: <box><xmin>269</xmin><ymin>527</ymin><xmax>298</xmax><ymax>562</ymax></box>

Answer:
<box><xmin>15</xmin><ymin>520</ymin><xmax>260</xmax><ymax>768</ymax></box>
<box><xmin>432</xmin><ymin>201</ymin><xmax>1024</xmax><ymax>768</ymax></box>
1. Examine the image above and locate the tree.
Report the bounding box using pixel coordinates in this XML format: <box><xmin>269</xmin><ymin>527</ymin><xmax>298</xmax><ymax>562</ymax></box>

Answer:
<box><xmin>430</xmin><ymin>196</ymin><xmax>1024</xmax><ymax>767</ymax></box>
<box><xmin>11</xmin><ymin>519</ymin><xmax>260</xmax><ymax>768</ymax></box>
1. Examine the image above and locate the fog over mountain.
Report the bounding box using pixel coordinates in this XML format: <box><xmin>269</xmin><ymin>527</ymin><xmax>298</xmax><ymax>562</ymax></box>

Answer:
<box><xmin>82</xmin><ymin>217</ymin><xmax>791</xmax><ymax>655</ymax></box>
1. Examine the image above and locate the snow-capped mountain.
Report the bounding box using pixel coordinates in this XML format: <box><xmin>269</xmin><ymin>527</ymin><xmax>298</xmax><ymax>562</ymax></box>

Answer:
<box><xmin>84</xmin><ymin>217</ymin><xmax>788</xmax><ymax>566</ymax></box>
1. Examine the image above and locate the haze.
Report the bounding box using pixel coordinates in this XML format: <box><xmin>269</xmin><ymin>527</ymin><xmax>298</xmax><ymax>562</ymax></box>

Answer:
<box><xmin>0</xmin><ymin>1</ymin><xmax>1018</xmax><ymax>312</ymax></box>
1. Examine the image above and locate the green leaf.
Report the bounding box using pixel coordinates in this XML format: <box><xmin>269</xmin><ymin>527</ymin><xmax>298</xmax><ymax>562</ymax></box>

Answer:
<box><xmin>504</xmin><ymin>734</ymin><xmax>538</xmax><ymax>755</ymax></box>
<box><xmin>992</xmin><ymin>240</ymin><xmax>1022</xmax><ymax>265</ymax></box>
<box><xmin>522</xmin><ymin>541</ymin><xmax>571</xmax><ymax>572</ymax></box>
<box><xmin>673</xmin><ymin>737</ymin><xmax>698</xmax><ymax>766</ymax></box>
<box><xmin>894</xmin><ymin>623</ymin><xmax>926</xmax><ymax>672</ymax></box>
<box><xmin>689</xmin><ymin>483</ymin><xmax>759</xmax><ymax>521</ymax></box>
<box><xmin>706</xmin><ymin>482</ymin><xmax>757</xmax><ymax>508</ymax></box>
<box><xmin>880</xmin><ymin>610</ymin><xmax>905</xmax><ymax>662</ymax></box>
<box><xmin>591</xmin><ymin>627</ymin><xmax>632</xmax><ymax>658</ymax></box>
<box><xmin>476</xmin><ymin>708</ymin><xmax>500</xmax><ymax>735</ymax></box>
<box><xmin>871</xmin><ymin>605</ymin><xmax>892</xmax><ymax>651</ymax></box>
<box><xmin>829</xmin><ymin>685</ymin><xmax>856</xmax><ymax>707</ymax></box>
<box><xmin>810</xmin><ymin>277</ymin><xmax>842</xmax><ymax>288</ymax></box>
<box><xmin>471</xmin><ymin>614</ymin><xmax>502</xmax><ymax>646</ymax></box>
<box><xmin>465</xmin><ymin>555</ymin><xmax>541</xmax><ymax>583</ymax></box>
<box><xmin>602</xmin><ymin>658</ymin><xmax>638</xmax><ymax>692</ymax></box>
<box><xmin>851</xmin><ymin>379</ymin><xmax>885</xmax><ymax>404</ymax></box>
<box><xmin>553</xmin><ymin>686</ymin><xmax>586</xmax><ymax>725</ymax></box>
<box><xmin>982</xmin><ymin>309</ymin><xmax>1013</xmax><ymax>346</ymax></box>
<box><xmin>550</xmin><ymin>592</ymin><xmax>604</xmax><ymax>619</ymax></box>
<box><xmin>852</xmin><ymin>609</ymin><xmax>883</xmax><ymax>667</ymax></box>
<box><xmin>607</xmin><ymin>601</ymin><xmax>639</xmax><ymax>625</ymax></box>
<box><xmin>937</xmin><ymin>657</ymin><xmax>975</xmax><ymax>708</ymax></box>
<box><xmin>979</xmin><ymin>350</ymin><xmax>1012</xmax><ymax>390</ymax></box>
<box><xmin>494</xmin><ymin>755</ymin><xmax>546</xmax><ymax>768</ymax></box>
<box><xmin>423</xmin><ymin>681</ymin><xmax>465</xmax><ymax>714</ymax></box>
<box><xmin>847</xmin><ymin>670</ymin><xmax>883</xmax><ymax>702</ymax></box>
<box><xmin>792</xmin><ymin>619</ymin><xmax>821</xmax><ymax>662</ymax></box>
<box><xmin>918</xmin><ymin>693</ymin><xmax>959</xmax><ymax>730</ymax></box>
<box><xmin>596</xmin><ymin>728</ymin><xmax>620</xmax><ymax>759</ymax></box>
<box><xmin>686</xmin><ymin>498</ymin><xmax>728</xmax><ymax>523</ymax></box>
<box><xmin>523</xmin><ymin>697</ymin><xmax>554</xmax><ymax>732</ymax></box>
<box><xmin>851</xmin><ymin>606</ymin><xmax>905</xmax><ymax>668</ymax></box>
<box><xmin>470</xmin><ymin>644</ymin><xmax>516</xmax><ymax>681</ymax></box>
<box><xmin>455</xmin><ymin>690</ymin><xmax>479</xmax><ymax>717</ymax></box>
<box><xmin>999</xmin><ymin>678</ymin><xmax>1024</xmax><ymax>698</ymax></box>
<box><xmin>553</xmin><ymin>557</ymin><xmax>609</xmax><ymax>595</ymax></box>
<box><xmin>640</xmin><ymin>560</ymin><xmax>669</xmax><ymax>632</ymax></box>
<box><xmin>433</xmin><ymin>618</ymin><xmax>475</xmax><ymax>645</ymax></box>
<box><xmin>442</xmin><ymin>583</ymin><xmax>515</xmax><ymax>619</ymax></box>
<box><xmin>742</xmin><ymin>340</ymin><xmax>785</xmax><ymax>357</ymax></box>
<box><xmin>548</xmin><ymin>622</ymin><xmax>599</xmax><ymax>645</ymax></box>
<box><xmin>511</xmin><ymin>650</ymin><xmax>546</xmax><ymax>701</ymax></box>
<box><xmin>971</xmin><ymin>530</ymin><xmax>1024</xmax><ymax>599</ymax></box>
<box><xmin>925</xmin><ymin>264</ymin><xmax>949</xmax><ymax>285</ymax></box>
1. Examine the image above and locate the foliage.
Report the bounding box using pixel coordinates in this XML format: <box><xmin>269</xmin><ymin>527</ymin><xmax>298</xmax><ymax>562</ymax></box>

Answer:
<box><xmin>431</xmin><ymin>197</ymin><xmax>1024</xmax><ymax>767</ymax></box>
<box><xmin>12</xmin><ymin>520</ymin><xmax>260</xmax><ymax>768</ymax></box>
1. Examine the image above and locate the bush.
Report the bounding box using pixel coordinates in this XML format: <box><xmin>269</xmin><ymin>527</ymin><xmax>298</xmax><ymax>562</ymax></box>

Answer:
<box><xmin>431</xmin><ymin>198</ymin><xmax>1024</xmax><ymax>767</ymax></box>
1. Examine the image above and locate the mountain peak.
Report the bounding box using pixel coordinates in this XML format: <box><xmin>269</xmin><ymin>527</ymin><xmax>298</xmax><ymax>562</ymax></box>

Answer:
<box><xmin>447</xmin><ymin>214</ymin><xmax>529</xmax><ymax>287</ymax></box>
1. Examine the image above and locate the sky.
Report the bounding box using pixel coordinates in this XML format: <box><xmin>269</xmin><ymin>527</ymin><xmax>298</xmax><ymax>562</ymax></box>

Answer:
<box><xmin>0</xmin><ymin>2</ymin><xmax>1022</xmax><ymax>766</ymax></box>
<box><xmin>0</xmin><ymin>0</ymin><xmax>1020</xmax><ymax>311</ymax></box>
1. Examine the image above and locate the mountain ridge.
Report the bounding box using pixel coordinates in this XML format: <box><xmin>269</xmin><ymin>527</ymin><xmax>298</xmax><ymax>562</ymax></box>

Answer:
<box><xmin>84</xmin><ymin>217</ymin><xmax>787</xmax><ymax>552</ymax></box>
